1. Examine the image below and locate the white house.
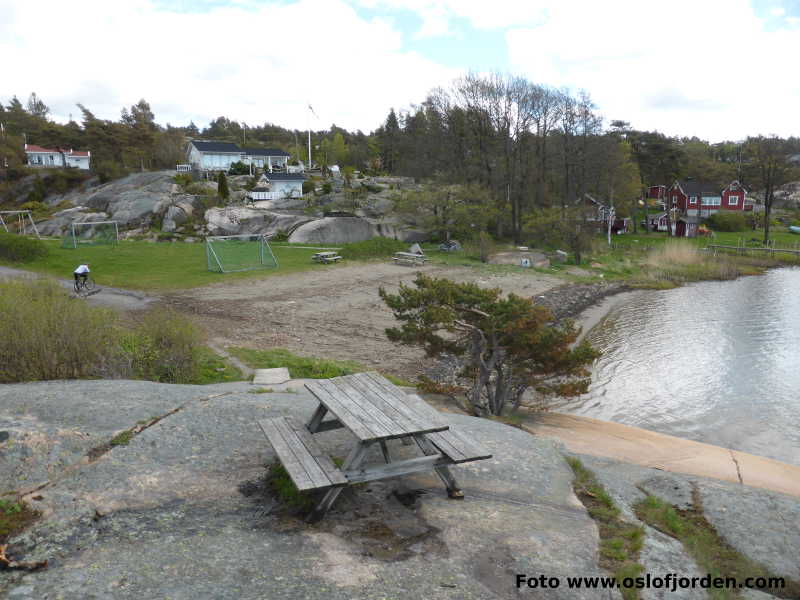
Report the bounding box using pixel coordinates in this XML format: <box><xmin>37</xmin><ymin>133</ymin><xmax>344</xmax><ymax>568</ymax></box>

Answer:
<box><xmin>241</xmin><ymin>147</ymin><xmax>291</xmax><ymax>172</ymax></box>
<box><xmin>24</xmin><ymin>144</ymin><xmax>91</xmax><ymax>170</ymax></box>
<box><xmin>186</xmin><ymin>140</ymin><xmax>243</xmax><ymax>171</ymax></box>
<box><xmin>249</xmin><ymin>172</ymin><xmax>305</xmax><ymax>200</ymax></box>
<box><xmin>186</xmin><ymin>140</ymin><xmax>293</xmax><ymax>172</ymax></box>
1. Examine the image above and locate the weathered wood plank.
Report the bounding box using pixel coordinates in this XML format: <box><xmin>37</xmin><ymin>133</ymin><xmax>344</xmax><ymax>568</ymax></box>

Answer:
<box><xmin>314</xmin><ymin>378</ymin><xmax>393</xmax><ymax>439</ymax></box>
<box><xmin>329</xmin><ymin>377</ymin><xmax>405</xmax><ymax>436</ymax></box>
<box><xmin>258</xmin><ymin>417</ymin><xmax>346</xmax><ymax>491</ymax></box>
<box><xmin>343</xmin><ymin>453</ymin><xmax>448</xmax><ymax>484</ymax></box>
<box><xmin>305</xmin><ymin>380</ymin><xmax>376</xmax><ymax>440</ymax></box>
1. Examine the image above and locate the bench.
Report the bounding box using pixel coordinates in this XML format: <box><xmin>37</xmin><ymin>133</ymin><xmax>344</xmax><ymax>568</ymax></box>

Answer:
<box><xmin>392</xmin><ymin>252</ymin><xmax>426</xmax><ymax>266</ymax></box>
<box><xmin>312</xmin><ymin>252</ymin><xmax>342</xmax><ymax>264</ymax></box>
<box><xmin>258</xmin><ymin>416</ymin><xmax>347</xmax><ymax>492</ymax></box>
<box><xmin>399</xmin><ymin>394</ymin><xmax>492</xmax><ymax>463</ymax></box>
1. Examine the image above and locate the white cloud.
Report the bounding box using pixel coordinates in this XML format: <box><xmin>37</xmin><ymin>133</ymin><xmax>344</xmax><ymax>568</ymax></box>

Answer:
<box><xmin>505</xmin><ymin>0</ymin><xmax>800</xmax><ymax>141</ymax></box>
<box><xmin>1</xmin><ymin>0</ymin><xmax>456</xmax><ymax>132</ymax></box>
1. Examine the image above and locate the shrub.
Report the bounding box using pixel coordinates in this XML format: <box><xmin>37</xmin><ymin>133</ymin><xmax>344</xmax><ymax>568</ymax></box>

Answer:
<box><xmin>707</xmin><ymin>212</ymin><xmax>746</xmax><ymax>232</ymax></box>
<box><xmin>228</xmin><ymin>161</ymin><xmax>250</xmax><ymax>175</ymax></box>
<box><xmin>0</xmin><ymin>279</ymin><xmax>118</xmax><ymax>383</ymax></box>
<box><xmin>322</xmin><ymin>182</ymin><xmax>332</xmax><ymax>194</ymax></box>
<box><xmin>302</xmin><ymin>180</ymin><xmax>316</xmax><ymax>195</ymax></box>
<box><xmin>0</xmin><ymin>232</ymin><xmax>48</xmax><ymax>262</ymax></box>
<box><xmin>173</xmin><ymin>173</ymin><xmax>193</xmax><ymax>187</ymax></box>
<box><xmin>339</xmin><ymin>237</ymin><xmax>407</xmax><ymax>260</ymax></box>
<box><xmin>464</xmin><ymin>231</ymin><xmax>495</xmax><ymax>263</ymax></box>
<box><xmin>120</xmin><ymin>308</ymin><xmax>204</xmax><ymax>383</ymax></box>
<box><xmin>270</xmin><ymin>230</ymin><xmax>290</xmax><ymax>242</ymax></box>
<box><xmin>94</xmin><ymin>160</ymin><xmax>129</xmax><ymax>183</ymax></box>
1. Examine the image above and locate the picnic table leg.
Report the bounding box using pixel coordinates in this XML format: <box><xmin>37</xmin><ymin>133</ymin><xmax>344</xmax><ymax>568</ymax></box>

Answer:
<box><xmin>379</xmin><ymin>440</ymin><xmax>391</xmax><ymax>463</ymax></box>
<box><xmin>306</xmin><ymin>441</ymin><xmax>371</xmax><ymax>523</ymax></box>
<box><xmin>306</xmin><ymin>404</ymin><xmax>328</xmax><ymax>433</ymax></box>
<box><xmin>412</xmin><ymin>435</ymin><xmax>464</xmax><ymax>499</ymax></box>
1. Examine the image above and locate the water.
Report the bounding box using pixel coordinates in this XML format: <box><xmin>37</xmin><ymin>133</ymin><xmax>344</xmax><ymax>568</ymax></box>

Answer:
<box><xmin>565</xmin><ymin>267</ymin><xmax>800</xmax><ymax>466</ymax></box>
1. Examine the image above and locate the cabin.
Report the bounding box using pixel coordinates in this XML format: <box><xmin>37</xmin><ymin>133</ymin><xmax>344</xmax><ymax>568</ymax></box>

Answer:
<box><xmin>186</xmin><ymin>141</ymin><xmax>243</xmax><ymax>171</ymax></box>
<box><xmin>667</xmin><ymin>179</ymin><xmax>751</xmax><ymax>216</ymax></box>
<box><xmin>578</xmin><ymin>194</ymin><xmax>630</xmax><ymax>233</ymax></box>
<box><xmin>643</xmin><ymin>212</ymin><xmax>669</xmax><ymax>231</ymax></box>
<box><xmin>24</xmin><ymin>144</ymin><xmax>91</xmax><ymax>170</ymax></box>
<box><xmin>675</xmin><ymin>215</ymin><xmax>700</xmax><ymax>238</ymax></box>
<box><xmin>249</xmin><ymin>172</ymin><xmax>306</xmax><ymax>200</ymax></box>
<box><xmin>241</xmin><ymin>148</ymin><xmax>291</xmax><ymax>172</ymax></box>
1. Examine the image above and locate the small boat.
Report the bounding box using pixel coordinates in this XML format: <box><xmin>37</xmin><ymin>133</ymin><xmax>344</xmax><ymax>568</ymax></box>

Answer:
<box><xmin>790</xmin><ymin>225</ymin><xmax>800</xmax><ymax>235</ymax></box>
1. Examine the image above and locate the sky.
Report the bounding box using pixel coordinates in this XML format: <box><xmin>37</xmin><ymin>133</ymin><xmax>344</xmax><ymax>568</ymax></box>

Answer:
<box><xmin>2</xmin><ymin>0</ymin><xmax>798</xmax><ymax>142</ymax></box>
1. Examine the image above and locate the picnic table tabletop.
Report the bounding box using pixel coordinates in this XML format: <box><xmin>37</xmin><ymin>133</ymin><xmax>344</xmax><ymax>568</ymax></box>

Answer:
<box><xmin>394</xmin><ymin>251</ymin><xmax>424</xmax><ymax>258</ymax></box>
<box><xmin>304</xmin><ymin>372</ymin><xmax>448</xmax><ymax>442</ymax></box>
<box><xmin>313</xmin><ymin>251</ymin><xmax>338</xmax><ymax>257</ymax></box>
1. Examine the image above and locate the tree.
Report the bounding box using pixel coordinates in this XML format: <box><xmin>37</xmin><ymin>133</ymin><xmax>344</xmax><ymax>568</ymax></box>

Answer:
<box><xmin>26</xmin><ymin>93</ymin><xmax>49</xmax><ymax>119</ymax></box>
<box><xmin>379</xmin><ymin>274</ymin><xmax>599</xmax><ymax>416</ymax></box>
<box><xmin>216</xmin><ymin>171</ymin><xmax>229</xmax><ymax>202</ymax></box>
<box><xmin>392</xmin><ymin>183</ymin><xmax>493</xmax><ymax>241</ymax></box>
<box><xmin>525</xmin><ymin>207</ymin><xmax>595</xmax><ymax>265</ymax></box>
<box><xmin>744</xmin><ymin>136</ymin><xmax>794</xmax><ymax>245</ymax></box>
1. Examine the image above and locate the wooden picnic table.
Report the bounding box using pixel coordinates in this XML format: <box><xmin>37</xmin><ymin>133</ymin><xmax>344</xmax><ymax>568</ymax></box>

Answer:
<box><xmin>393</xmin><ymin>251</ymin><xmax>426</xmax><ymax>266</ymax></box>
<box><xmin>258</xmin><ymin>371</ymin><xmax>491</xmax><ymax>522</ymax></box>
<box><xmin>312</xmin><ymin>251</ymin><xmax>342</xmax><ymax>264</ymax></box>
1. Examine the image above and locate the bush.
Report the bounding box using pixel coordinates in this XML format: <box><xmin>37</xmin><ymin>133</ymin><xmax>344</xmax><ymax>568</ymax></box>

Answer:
<box><xmin>120</xmin><ymin>308</ymin><xmax>204</xmax><ymax>383</ymax></box>
<box><xmin>270</xmin><ymin>230</ymin><xmax>290</xmax><ymax>242</ymax></box>
<box><xmin>302</xmin><ymin>180</ymin><xmax>316</xmax><ymax>195</ymax></box>
<box><xmin>0</xmin><ymin>232</ymin><xmax>48</xmax><ymax>262</ymax></box>
<box><xmin>339</xmin><ymin>237</ymin><xmax>407</xmax><ymax>260</ymax></box>
<box><xmin>464</xmin><ymin>231</ymin><xmax>495</xmax><ymax>263</ymax></box>
<box><xmin>0</xmin><ymin>279</ymin><xmax>118</xmax><ymax>383</ymax></box>
<box><xmin>173</xmin><ymin>173</ymin><xmax>193</xmax><ymax>187</ymax></box>
<box><xmin>94</xmin><ymin>160</ymin><xmax>129</xmax><ymax>184</ymax></box>
<box><xmin>322</xmin><ymin>182</ymin><xmax>333</xmax><ymax>194</ymax></box>
<box><xmin>707</xmin><ymin>212</ymin><xmax>747</xmax><ymax>232</ymax></box>
<box><xmin>228</xmin><ymin>161</ymin><xmax>250</xmax><ymax>175</ymax></box>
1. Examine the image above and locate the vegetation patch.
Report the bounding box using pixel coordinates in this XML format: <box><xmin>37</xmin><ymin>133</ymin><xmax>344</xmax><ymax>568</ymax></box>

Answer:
<box><xmin>0</xmin><ymin>232</ymin><xmax>48</xmax><ymax>262</ymax></box>
<box><xmin>567</xmin><ymin>457</ymin><xmax>645</xmax><ymax>600</ymax></box>
<box><xmin>228</xmin><ymin>347</ymin><xmax>411</xmax><ymax>386</ymax></box>
<box><xmin>266</xmin><ymin>462</ymin><xmax>315</xmax><ymax>513</ymax></box>
<box><xmin>0</xmin><ymin>498</ymin><xmax>40</xmax><ymax>545</ymax></box>
<box><xmin>634</xmin><ymin>492</ymin><xmax>800</xmax><ymax>599</ymax></box>
<box><xmin>109</xmin><ymin>429</ymin><xmax>134</xmax><ymax>447</ymax></box>
<box><xmin>339</xmin><ymin>237</ymin><xmax>407</xmax><ymax>260</ymax></box>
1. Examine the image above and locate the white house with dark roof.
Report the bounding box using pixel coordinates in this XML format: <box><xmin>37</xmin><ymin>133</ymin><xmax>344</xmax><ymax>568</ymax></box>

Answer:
<box><xmin>24</xmin><ymin>144</ymin><xmax>91</xmax><ymax>169</ymax></box>
<box><xmin>249</xmin><ymin>172</ymin><xmax>306</xmax><ymax>200</ymax></box>
<box><xmin>186</xmin><ymin>140</ymin><xmax>292</xmax><ymax>172</ymax></box>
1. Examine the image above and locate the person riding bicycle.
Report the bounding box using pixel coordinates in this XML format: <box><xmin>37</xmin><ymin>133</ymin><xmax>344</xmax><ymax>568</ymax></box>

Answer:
<box><xmin>73</xmin><ymin>263</ymin><xmax>90</xmax><ymax>285</ymax></box>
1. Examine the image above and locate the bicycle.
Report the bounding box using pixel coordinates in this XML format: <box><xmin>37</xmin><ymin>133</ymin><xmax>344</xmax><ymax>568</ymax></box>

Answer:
<box><xmin>74</xmin><ymin>275</ymin><xmax>96</xmax><ymax>296</ymax></box>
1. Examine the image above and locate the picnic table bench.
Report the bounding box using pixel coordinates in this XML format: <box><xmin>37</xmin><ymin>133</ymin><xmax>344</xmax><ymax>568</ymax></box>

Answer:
<box><xmin>392</xmin><ymin>251</ymin><xmax>426</xmax><ymax>266</ymax></box>
<box><xmin>258</xmin><ymin>371</ymin><xmax>491</xmax><ymax>522</ymax></box>
<box><xmin>312</xmin><ymin>251</ymin><xmax>342</xmax><ymax>264</ymax></box>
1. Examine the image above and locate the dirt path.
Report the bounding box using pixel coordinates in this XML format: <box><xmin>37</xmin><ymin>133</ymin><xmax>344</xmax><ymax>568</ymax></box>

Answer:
<box><xmin>162</xmin><ymin>262</ymin><xmax>561</xmax><ymax>377</ymax></box>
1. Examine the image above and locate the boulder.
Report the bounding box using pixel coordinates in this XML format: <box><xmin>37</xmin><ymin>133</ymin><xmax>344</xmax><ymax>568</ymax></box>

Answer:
<box><xmin>288</xmin><ymin>216</ymin><xmax>376</xmax><ymax>244</ymax></box>
<box><xmin>36</xmin><ymin>207</ymin><xmax>110</xmax><ymax>236</ymax></box>
<box><xmin>204</xmin><ymin>207</ymin><xmax>313</xmax><ymax>237</ymax></box>
<box><xmin>368</xmin><ymin>219</ymin><xmax>428</xmax><ymax>243</ymax></box>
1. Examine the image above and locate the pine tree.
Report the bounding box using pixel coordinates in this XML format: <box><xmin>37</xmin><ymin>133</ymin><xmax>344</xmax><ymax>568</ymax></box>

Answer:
<box><xmin>217</xmin><ymin>171</ymin><xmax>230</xmax><ymax>203</ymax></box>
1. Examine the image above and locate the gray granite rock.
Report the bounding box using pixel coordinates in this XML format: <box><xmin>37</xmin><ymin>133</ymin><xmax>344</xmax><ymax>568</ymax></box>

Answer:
<box><xmin>1</xmin><ymin>380</ymin><xmax>610</xmax><ymax>600</ymax></box>
<box><xmin>288</xmin><ymin>216</ymin><xmax>376</xmax><ymax>244</ymax></box>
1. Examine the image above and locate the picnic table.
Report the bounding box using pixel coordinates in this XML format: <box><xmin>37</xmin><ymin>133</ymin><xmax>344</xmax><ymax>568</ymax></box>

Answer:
<box><xmin>312</xmin><ymin>251</ymin><xmax>342</xmax><ymax>264</ymax></box>
<box><xmin>258</xmin><ymin>371</ymin><xmax>491</xmax><ymax>522</ymax></box>
<box><xmin>392</xmin><ymin>251</ymin><xmax>426</xmax><ymax>266</ymax></box>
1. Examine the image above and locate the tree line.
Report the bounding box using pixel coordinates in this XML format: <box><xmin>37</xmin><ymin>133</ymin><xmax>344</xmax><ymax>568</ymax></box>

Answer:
<box><xmin>1</xmin><ymin>82</ymin><xmax>798</xmax><ymax>242</ymax></box>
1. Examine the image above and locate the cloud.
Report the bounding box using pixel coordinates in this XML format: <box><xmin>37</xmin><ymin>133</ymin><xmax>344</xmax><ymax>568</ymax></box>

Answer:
<box><xmin>1</xmin><ymin>0</ymin><xmax>456</xmax><ymax>132</ymax></box>
<box><xmin>504</xmin><ymin>0</ymin><xmax>800</xmax><ymax>141</ymax></box>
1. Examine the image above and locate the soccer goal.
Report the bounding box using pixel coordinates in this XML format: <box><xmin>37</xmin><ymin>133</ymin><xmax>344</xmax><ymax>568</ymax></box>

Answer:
<box><xmin>61</xmin><ymin>221</ymin><xmax>120</xmax><ymax>249</ymax></box>
<box><xmin>0</xmin><ymin>210</ymin><xmax>41</xmax><ymax>239</ymax></box>
<box><xmin>205</xmin><ymin>234</ymin><xmax>279</xmax><ymax>273</ymax></box>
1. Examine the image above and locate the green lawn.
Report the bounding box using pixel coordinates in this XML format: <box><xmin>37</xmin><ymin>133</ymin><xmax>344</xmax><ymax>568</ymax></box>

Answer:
<box><xmin>0</xmin><ymin>240</ymin><xmax>344</xmax><ymax>291</ymax></box>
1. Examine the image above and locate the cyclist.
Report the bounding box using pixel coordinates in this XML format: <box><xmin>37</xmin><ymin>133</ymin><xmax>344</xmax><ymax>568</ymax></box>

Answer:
<box><xmin>73</xmin><ymin>263</ymin><xmax>90</xmax><ymax>286</ymax></box>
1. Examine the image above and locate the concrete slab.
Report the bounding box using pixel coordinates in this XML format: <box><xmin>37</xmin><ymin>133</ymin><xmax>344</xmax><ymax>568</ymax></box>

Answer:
<box><xmin>252</xmin><ymin>367</ymin><xmax>291</xmax><ymax>385</ymax></box>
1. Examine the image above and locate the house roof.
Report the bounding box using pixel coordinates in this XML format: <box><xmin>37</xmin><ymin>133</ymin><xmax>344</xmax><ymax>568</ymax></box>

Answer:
<box><xmin>190</xmin><ymin>140</ymin><xmax>242</xmax><ymax>153</ymax></box>
<box><xmin>678</xmin><ymin>215</ymin><xmax>700</xmax><ymax>224</ymax></box>
<box><xmin>264</xmin><ymin>173</ymin><xmax>306</xmax><ymax>181</ymax></box>
<box><xmin>242</xmin><ymin>147</ymin><xmax>290</xmax><ymax>157</ymax></box>
<box><xmin>66</xmin><ymin>150</ymin><xmax>90</xmax><ymax>157</ymax></box>
<box><xmin>25</xmin><ymin>144</ymin><xmax>59</xmax><ymax>153</ymax></box>
<box><xmin>675</xmin><ymin>180</ymin><xmax>719</xmax><ymax>197</ymax></box>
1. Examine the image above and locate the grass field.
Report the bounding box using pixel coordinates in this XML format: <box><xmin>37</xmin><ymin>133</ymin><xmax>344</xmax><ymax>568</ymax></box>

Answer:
<box><xmin>0</xmin><ymin>240</ymin><xmax>337</xmax><ymax>291</ymax></box>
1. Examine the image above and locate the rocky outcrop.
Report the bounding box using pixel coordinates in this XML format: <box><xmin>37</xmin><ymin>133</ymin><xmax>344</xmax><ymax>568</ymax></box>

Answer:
<box><xmin>36</xmin><ymin>207</ymin><xmax>110</xmax><ymax>236</ymax></box>
<box><xmin>288</xmin><ymin>216</ymin><xmax>376</xmax><ymax>244</ymax></box>
<box><xmin>204</xmin><ymin>206</ymin><xmax>313</xmax><ymax>237</ymax></box>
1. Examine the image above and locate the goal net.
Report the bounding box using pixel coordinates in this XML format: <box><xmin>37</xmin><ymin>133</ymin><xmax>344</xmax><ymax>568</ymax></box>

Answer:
<box><xmin>205</xmin><ymin>234</ymin><xmax>279</xmax><ymax>273</ymax></box>
<box><xmin>0</xmin><ymin>210</ymin><xmax>41</xmax><ymax>238</ymax></box>
<box><xmin>61</xmin><ymin>221</ymin><xmax>120</xmax><ymax>248</ymax></box>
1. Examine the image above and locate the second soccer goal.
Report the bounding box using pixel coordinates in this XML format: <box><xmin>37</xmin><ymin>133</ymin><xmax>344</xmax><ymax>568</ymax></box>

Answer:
<box><xmin>205</xmin><ymin>234</ymin><xmax>279</xmax><ymax>273</ymax></box>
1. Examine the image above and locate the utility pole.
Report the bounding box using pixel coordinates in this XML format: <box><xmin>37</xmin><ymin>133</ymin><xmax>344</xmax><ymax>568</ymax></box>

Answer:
<box><xmin>308</xmin><ymin>104</ymin><xmax>319</xmax><ymax>170</ymax></box>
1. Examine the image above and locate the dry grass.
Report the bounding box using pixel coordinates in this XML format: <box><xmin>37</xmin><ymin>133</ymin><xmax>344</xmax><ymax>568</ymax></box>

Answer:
<box><xmin>640</xmin><ymin>240</ymin><xmax>765</xmax><ymax>284</ymax></box>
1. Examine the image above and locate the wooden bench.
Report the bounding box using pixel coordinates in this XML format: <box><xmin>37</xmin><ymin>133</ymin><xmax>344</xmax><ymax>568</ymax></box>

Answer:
<box><xmin>312</xmin><ymin>252</ymin><xmax>342</xmax><ymax>264</ymax></box>
<box><xmin>392</xmin><ymin>252</ymin><xmax>426</xmax><ymax>266</ymax></box>
<box><xmin>258</xmin><ymin>416</ymin><xmax>347</xmax><ymax>492</ymax></box>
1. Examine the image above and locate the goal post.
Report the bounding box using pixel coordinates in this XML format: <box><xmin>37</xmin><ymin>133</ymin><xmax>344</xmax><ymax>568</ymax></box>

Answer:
<box><xmin>61</xmin><ymin>221</ymin><xmax>120</xmax><ymax>249</ymax></box>
<box><xmin>205</xmin><ymin>234</ymin><xmax>279</xmax><ymax>273</ymax></box>
<box><xmin>0</xmin><ymin>210</ymin><xmax>41</xmax><ymax>239</ymax></box>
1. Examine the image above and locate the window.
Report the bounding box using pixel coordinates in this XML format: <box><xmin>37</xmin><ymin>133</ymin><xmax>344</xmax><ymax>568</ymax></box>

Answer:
<box><xmin>701</xmin><ymin>196</ymin><xmax>721</xmax><ymax>206</ymax></box>
<box><xmin>728</xmin><ymin>194</ymin><xmax>738</xmax><ymax>206</ymax></box>
<box><xmin>689</xmin><ymin>196</ymin><xmax>697</xmax><ymax>204</ymax></box>
<box><xmin>672</xmin><ymin>195</ymin><xmax>678</xmax><ymax>205</ymax></box>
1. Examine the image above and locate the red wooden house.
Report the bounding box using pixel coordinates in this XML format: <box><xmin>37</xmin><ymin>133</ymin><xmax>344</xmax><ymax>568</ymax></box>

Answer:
<box><xmin>666</xmin><ymin>179</ymin><xmax>752</xmax><ymax>216</ymax></box>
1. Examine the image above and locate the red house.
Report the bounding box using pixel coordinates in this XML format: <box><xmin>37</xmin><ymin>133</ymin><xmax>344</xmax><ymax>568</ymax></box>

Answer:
<box><xmin>666</xmin><ymin>179</ymin><xmax>751</xmax><ymax>216</ymax></box>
